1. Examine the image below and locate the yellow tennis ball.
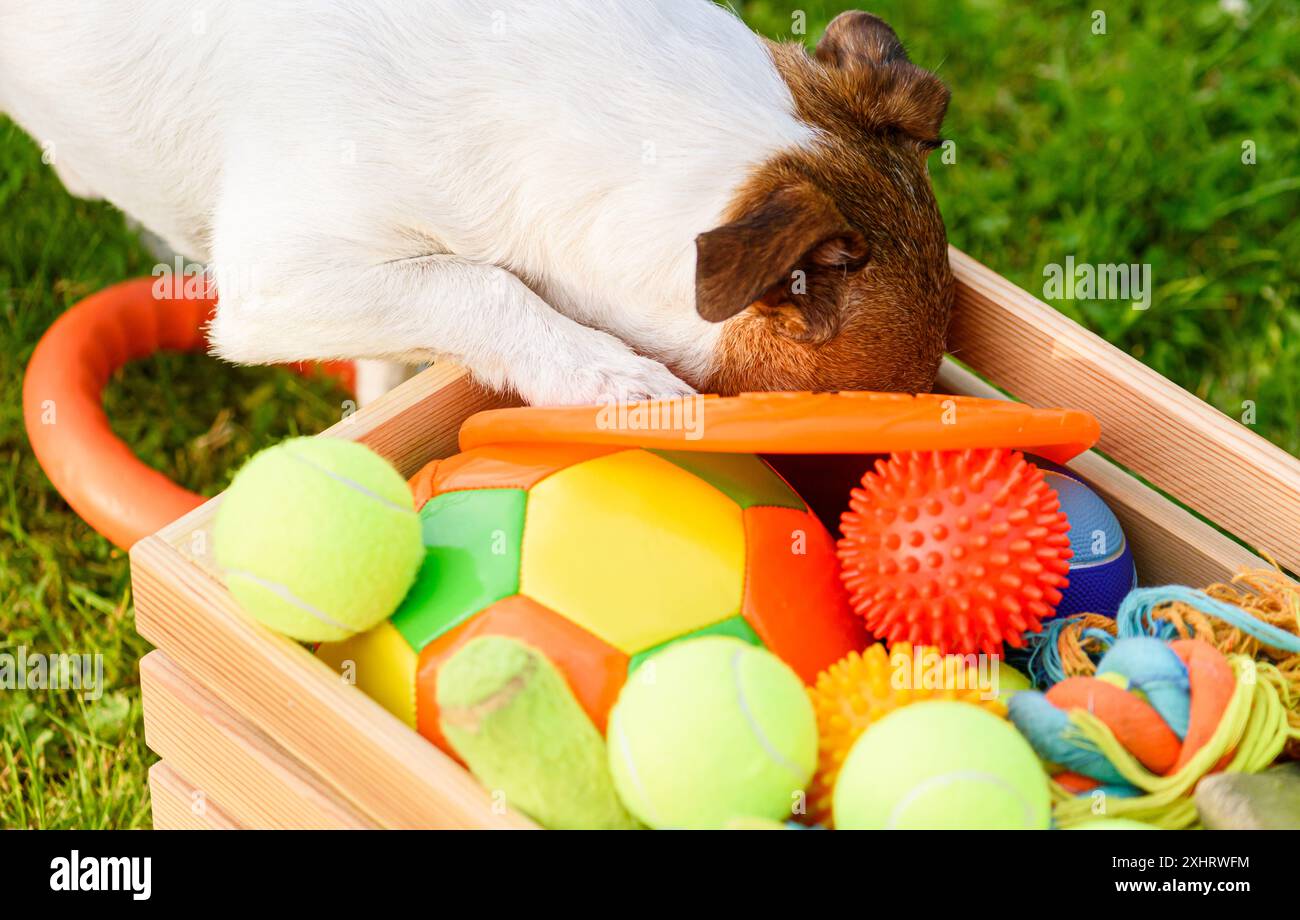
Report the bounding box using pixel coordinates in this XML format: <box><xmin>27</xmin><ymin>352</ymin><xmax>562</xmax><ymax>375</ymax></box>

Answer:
<box><xmin>833</xmin><ymin>701</ymin><xmax>1051</xmax><ymax>830</ymax></box>
<box><xmin>607</xmin><ymin>637</ymin><xmax>818</xmax><ymax>830</ymax></box>
<box><xmin>996</xmin><ymin>659</ymin><xmax>1034</xmax><ymax>704</ymax></box>
<box><xmin>214</xmin><ymin>437</ymin><xmax>423</xmax><ymax>642</ymax></box>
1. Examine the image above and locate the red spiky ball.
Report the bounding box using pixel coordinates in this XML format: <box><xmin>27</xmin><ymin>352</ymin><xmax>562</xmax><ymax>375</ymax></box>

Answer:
<box><xmin>837</xmin><ymin>449</ymin><xmax>1072</xmax><ymax>656</ymax></box>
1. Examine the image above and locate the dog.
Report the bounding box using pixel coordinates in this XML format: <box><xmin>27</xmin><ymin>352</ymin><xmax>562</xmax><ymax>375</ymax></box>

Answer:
<box><xmin>0</xmin><ymin>1</ymin><xmax>953</xmax><ymax>406</ymax></box>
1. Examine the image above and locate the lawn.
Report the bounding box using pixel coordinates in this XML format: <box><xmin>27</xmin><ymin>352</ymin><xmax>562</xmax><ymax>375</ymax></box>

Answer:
<box><xmin>1</xmin><ymin>0</ymin><xmax>1297</xmax><ymax>828</ymax></box>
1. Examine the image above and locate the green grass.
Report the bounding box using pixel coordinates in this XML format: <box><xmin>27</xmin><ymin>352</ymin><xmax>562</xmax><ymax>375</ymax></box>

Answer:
<box><xmin>1</xmin><ymin>0</ymin><xmax>1296</xmax><ymax>827</ymax></box>
<box><xmin>0</xmin><ymin>121</ymin><xmax>346</xmax><ymax>828</ymax></box>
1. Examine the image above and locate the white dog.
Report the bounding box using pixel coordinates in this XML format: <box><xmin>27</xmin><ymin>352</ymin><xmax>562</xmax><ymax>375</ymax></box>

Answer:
<box><xmin>0</xmin><ymin>1</ymin><xmax>954</xmax><ymax>405</ymax></box>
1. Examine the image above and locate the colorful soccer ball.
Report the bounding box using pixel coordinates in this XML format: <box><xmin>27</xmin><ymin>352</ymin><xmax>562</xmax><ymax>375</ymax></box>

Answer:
<box><xmin>318</xmin><ymin>442</ymin><xmax>867</xmax><ymax>753</ymax></box>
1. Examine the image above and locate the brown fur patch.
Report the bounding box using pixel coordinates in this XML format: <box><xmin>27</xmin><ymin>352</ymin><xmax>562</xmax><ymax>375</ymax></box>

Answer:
<box><xmin>695</xmin><ymin>12</ymin><xmax>953</xmax><ymax>396</ymax></box>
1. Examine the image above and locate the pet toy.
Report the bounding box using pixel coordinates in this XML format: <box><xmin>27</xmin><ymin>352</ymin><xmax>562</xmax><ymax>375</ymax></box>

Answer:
<box><xmin>832</xmin><ymin>700</ymin><xmax>1051</xmax><ymax>830</ymax></box>
<box><xmin>437</xmin><ymin>636</ymin><xmax>638</xmax><ymax>830</ymax></box>
<box><xmin>837</xmin><ymin>449</ymin><xmax>1074</xmax><ymax>656</ymax></box>
<box><xmin>214</xmin><ymin>437</ymin><xmax>422</xmax><ymax>642</ymax></box>
<box><xmin>1032</xmin><ymin>459</ymin><xmax>1136</xmax><ymax>617</ymax></box>
<box><xmin>368</xmin><ymin>441</ymin><xmax>866</xmax><ymax>754</ymax></box>
<box><xmin>605</xmin><ymin>637</ymin><xmax>817</xmax><ymax>830</ymax></box>
<box><xmin>22</xmin><ymin>278</ymin><xmax>351</xmax><ymax>549</ymax></box>
<box><xmin>1012</xmin><ymin>581</ymin><xmax>1300</xmax><ymax>828</ymax></box>
<box><xmin>805</xmin><ymin>642</ymin><xmax>1007</xmax><ymax>827</ymax></box>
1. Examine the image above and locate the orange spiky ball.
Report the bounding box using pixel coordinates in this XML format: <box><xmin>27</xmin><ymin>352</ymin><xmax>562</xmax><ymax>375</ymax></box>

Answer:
<box><xmin>837</xmin><ymin>449</ymin><xmax>1072</xmax><ymax>656</ymax></box>
<box><xmin>805</xmin><ymin>642</ymin><xmax>1007</xmax><ymax>827</ymax></box>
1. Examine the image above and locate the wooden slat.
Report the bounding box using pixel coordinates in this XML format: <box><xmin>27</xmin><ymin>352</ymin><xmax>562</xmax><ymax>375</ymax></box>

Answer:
<box><xmin>936</xmin><ymin>359</ymin><xmax>1280</xmax><ymax>588</ymax></box>
<box><xmin>132</xmin><ymin>534</ymin><xmax>536</xmax><ymax>830</ymax></box>
<box><xmin>141</xmin><ymin>650</ymin><xmax>375</xmax><ymax>829</ymax></box>
<box><xmin>948</xmin><ymin>247</ymin><xmax>1300</xmax><ymax>574</ymax></box>
<box><xmin>148</xmin><ymin>762</ymin><xmax>241</xmax><ymax>830</ymax></box>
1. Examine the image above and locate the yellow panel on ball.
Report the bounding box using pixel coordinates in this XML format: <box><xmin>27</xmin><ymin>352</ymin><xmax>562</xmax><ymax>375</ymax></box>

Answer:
<box><xmin>520</xmin><ymin>449</ymin><xmax>744</xmax><ymax>654</ymax></box>
<box><xmin>316</xmin><ymin>620</ymin><xmax>418</xmax><ymax>729</ymax></box>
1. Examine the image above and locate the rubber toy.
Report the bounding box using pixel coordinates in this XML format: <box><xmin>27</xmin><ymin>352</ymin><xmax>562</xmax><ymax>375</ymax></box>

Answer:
<box><xmin>21</xmin><ymin>277</ymin><xmax>351</xmax><ymax>549</ymax></box>
<box><xmin>805</xmin><ymin>642</ymin><xmax>1007</xmax><ymax>827</ymax></box>
<box><xmin>837</xmin><ymin>449</ymin><xmax>1074</xmax><ymax>656</ymax></box>
<box><xmin>437</xmin><ymin>636</ymin><xmax>639</xmax><ymax>830</ymax></box>
<box><xmin>1031</xmin><ymin>458</ymin><xmax>1136</xmax><ymax>618</ymax></box>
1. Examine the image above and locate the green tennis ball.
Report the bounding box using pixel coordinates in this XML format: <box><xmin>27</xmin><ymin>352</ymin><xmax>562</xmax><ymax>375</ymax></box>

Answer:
<box><xmin>607</xmin><ymin>636</ymin><xmax>817</xmax><ymax>830</ymax></box>
<box><xmin>833</xmin><ymin>701</ymin><xmax>1051</xmax><ymax>830</ymax></box>
<box><xmin>996</xmin><ymin>659</ymin><xmax>1034</xmax><ymax>704</ymax></box>
<box><xmin>214</xmin><ymin>437</ymin><xmax>422</xmax><ymax>642</ymax></box>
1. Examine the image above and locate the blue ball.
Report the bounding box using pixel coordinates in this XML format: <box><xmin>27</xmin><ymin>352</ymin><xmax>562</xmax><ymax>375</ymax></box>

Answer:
<box><xmin>1032</xmin><ymin>460</ymin><xmax>1136</xmax><ymax>618</ymax></box>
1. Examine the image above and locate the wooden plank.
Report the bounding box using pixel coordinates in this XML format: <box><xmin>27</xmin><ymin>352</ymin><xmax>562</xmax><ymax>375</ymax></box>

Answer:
<box><xmin>936</xmin><ymin>359</ymin><xmax>1281</xmax><ymax>588</ymax></box>
<box><xmin>148</xmin><ymin>762</ymin><xmax>241</xmax><ymax>830</ymax></box>
<box><xmin>141</xmin><ymin>650</ymin><xmax>376</xmax><ymax>829</ymax></box>
<box><xmin>948</xmin><ymin>247</ymin><xmax>1300</xmax><ymax>574</ymax></box>
<box><xmin>131</xmin><ymin>534</ymin><xmax>536</xmax><ymax>830</ymax></box>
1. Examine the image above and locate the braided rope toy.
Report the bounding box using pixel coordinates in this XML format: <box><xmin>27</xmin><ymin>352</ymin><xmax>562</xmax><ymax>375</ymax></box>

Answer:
<box><xmin>1010</xmin><ymin>572</ymin><xmax>1300</xmax><ymax>828</ymax></box>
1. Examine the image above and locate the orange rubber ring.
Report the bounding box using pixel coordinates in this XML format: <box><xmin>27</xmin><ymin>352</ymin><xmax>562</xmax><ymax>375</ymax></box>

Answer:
<box><xmin>23</xmin><ymin>278</ymin><xmax>353</xmax><ymax>549</ymax></box>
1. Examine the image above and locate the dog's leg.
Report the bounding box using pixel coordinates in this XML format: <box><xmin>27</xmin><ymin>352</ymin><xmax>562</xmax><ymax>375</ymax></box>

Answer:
<box><xmin>208</xmin><ymin>255</ymin><xmax>693</xmax><ymax>407</ymax></box>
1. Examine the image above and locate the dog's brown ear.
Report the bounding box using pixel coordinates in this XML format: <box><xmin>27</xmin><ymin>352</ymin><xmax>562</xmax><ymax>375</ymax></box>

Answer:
<box><xmin>813</xmin><ymin>11</ymin><xmax>950</xmax><ymax>146</ymax></box>
<box><xmin>695</xmin><ymin>184</ymin><xmax>860</xmax><ymax>323</ymax></box>
<box><xmin>815</xmin><ymin>10</ymin><xmax>908</xmax><ymax>69</ymax></box>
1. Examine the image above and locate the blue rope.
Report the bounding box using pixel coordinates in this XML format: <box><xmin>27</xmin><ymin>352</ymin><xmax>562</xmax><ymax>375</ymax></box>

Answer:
<box><xmin>1023</xmin><ymin>585</ymin><xmax>1300</xmax><ymax>688</ymax></box>
<box><xmin>1117</xmin><ymin>586</ymin><xmax>1300</xmax><ymax>653</ymax></box>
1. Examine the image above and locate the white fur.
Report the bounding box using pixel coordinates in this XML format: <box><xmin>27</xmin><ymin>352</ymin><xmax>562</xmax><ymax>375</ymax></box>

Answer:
<box><xmin>0</xmin><ymin>0</ymin><xmax>815</xmax><ymax>404</ymax></box>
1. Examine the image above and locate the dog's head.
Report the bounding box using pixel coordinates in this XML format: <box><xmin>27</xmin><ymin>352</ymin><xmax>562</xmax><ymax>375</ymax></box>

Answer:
<box><xmin>695</xmin><ymin>11</ymin><xmax>953</xmax><ymax>395</ymax></box>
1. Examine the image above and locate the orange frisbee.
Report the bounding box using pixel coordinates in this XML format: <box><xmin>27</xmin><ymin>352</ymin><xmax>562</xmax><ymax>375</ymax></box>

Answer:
<box><xmin>459</xmin><ymin>390</ymin><xmax>1100</xmax><ymax>464</ymax></box>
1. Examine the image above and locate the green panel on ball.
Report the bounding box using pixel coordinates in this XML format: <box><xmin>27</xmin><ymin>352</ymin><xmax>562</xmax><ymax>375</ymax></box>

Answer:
<box><xmin>649</xmin><ymin>450</ymin><xmax>805</xmax><ymax>511</ymax></box>
<box><xmin>627</xmin><ymin>614</ymin><xmax>761</xmax><ymax>675</ymax></box>
<box><xmin>391</xmin><ymin>488</ymin><xmax>526</xmax><ymax>650</ymax></box>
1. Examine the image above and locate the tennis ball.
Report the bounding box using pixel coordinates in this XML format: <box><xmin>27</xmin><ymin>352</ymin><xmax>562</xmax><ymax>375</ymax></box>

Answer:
<box><xmin>607</xmin><ymin>637</ymin><xmax>817</xmax><ymax>830</ymax></box>
<box><xmin>833</xmin><ymin>701</ymin><xmax>1051</xmax><ymax>830</ymax></box>
<box><xmin>997</xmin><ymin>659</ymin><xmax>1034</xmax><ymax>704</ymax></box>
<box><xmin>214</xmin><ymin>437</ymin><xmax>423</xmax><ymax>642</ymax></box>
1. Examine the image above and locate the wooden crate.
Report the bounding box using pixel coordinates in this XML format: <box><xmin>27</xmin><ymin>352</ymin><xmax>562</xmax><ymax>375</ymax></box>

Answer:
<box><xmin>131</xmin><ymin>247</ymin><xmax>1300</xmax><ymax>829</ymax></box>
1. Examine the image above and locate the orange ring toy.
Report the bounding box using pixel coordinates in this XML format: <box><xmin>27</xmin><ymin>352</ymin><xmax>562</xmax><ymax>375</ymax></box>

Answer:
<box><xmin>22</xmin><ymin>278</ymin><xmax>352</xmax><ymax>549</ymax></box>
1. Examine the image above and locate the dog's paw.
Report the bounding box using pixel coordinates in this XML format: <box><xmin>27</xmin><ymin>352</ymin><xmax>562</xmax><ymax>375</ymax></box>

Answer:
<box><xmin>517</xmin><ymin>351</ymin><xmax>696</xmax><ymax>407</ymax></box>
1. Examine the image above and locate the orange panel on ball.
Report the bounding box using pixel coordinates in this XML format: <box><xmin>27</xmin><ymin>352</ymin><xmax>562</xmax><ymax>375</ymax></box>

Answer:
<box><xmin>740</xmin><ymin>505</ymin><xmax>869</xmax><ymax>683</ymax></box>
<box><xmin>415</xmin><ymin>593</ymin><xmax>628</xmax><ymax>754</ymax></box>
<box><xmin>426</xmin><ymin>442</ymin><xmax>628</xmax><ymax>495</ymax></box>
<box><xmin>408</xmin><ymin>459</ymin><xmax>442</xmax><ymax>510</ymax></box>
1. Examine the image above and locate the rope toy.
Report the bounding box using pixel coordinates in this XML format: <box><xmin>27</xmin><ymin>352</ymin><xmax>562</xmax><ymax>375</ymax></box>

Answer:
<box><xmin>805</xmin><ymin>642</ymin><xmax>1006</xmax><ymax>827</ymax></box>
<box><xmin>1010</xmin><ymin>572</ymin><xmax>1300</xmax><ymax>827</ymax></box>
